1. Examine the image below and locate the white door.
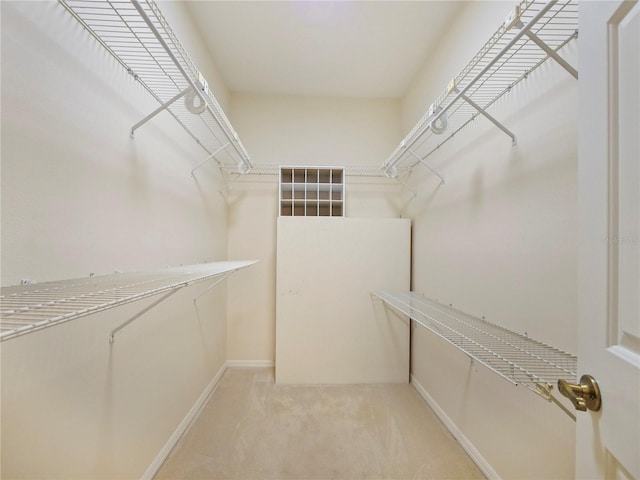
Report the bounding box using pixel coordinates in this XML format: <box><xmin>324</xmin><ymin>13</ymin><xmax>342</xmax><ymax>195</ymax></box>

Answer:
<box><xmin>578</xmin><ymin>1</ymin><xmax>640</xmax><ymax>479</ymax></box>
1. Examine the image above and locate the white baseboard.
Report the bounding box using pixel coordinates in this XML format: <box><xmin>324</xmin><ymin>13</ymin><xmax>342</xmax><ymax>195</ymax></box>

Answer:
<box><xmin>410</xmin><ymin>374</ymin><xmax>500</xmax><ymax>480</ymax></box>
<box><xmin>226</xmin><ymin>360</ymin><xmax>274</xmax><ymax>368</ymax></box>
<box><xmin>141</xmin><ymin>362</ymin><xmax>228</xmax><ymax>480</ymax></box>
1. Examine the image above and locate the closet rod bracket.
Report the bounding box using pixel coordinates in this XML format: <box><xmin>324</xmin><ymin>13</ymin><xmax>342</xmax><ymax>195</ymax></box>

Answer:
<box><xmin>191</xmin><ymin>142</ymin><xmax>231</xmax><ymax>176</ymax></box>
<box><xmin>524</xmin><ymin>31</ymin><xmax>578</xmax><ymax>80</ymax></box>
<box><xmin>109</xmin><ymin>287</ymin><xmax>181</xmax><ymax>344</ymax></box>
<box><xmin>459</xmin><ymin>94</ymin><xmax>517</xmax><ymax>145</ymax></box>
<box><xmin>535</xmin><ymin>382</ymin><xmax>578</xmax><ymax>421</ymax></box>
<box><xmin>407</xmin><ymin>150</ymin><xmax>445</xmax><ymax>185</ymax></box>
<box><xmin>193</xmin><ymin>271</ymin><xmax>234</xmax><ymax>303</ymax></box>
<box><xmin>130</xmin><ymin>87</ymin><xmax>191</xmax><ymax>139</ymax></box>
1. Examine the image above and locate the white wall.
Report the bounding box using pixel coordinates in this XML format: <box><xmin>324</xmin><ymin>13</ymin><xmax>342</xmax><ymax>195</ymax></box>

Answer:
<box><xmin>1</xmin><ymin>2</ymin><xmax>233</xmax><ymax>478</ymax></box>
<box><xmin>226</xmin><ymin>93</ymin><xmax>403</xmax><ymax>363</ymax></box>
<box><xmin>403</xmin><ymin>2</ymin><xmax>578</xmax><ymax>479</ymax></box>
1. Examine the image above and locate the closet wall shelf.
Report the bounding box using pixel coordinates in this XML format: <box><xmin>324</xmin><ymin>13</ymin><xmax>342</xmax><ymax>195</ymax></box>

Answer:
<box><xmin>0</xmin><ymin>261</ymin><xmax>257</xmax><ymax>342</ymax></box>
<box><xmin>233</xmin><ymin>164</ymin><xmax>391</xmax><ymax>178</ymax></box>
<box><xmin>372</xmin><ymin>291</ymin><xmax>578</xmax><ymax>420</ymax></box>
<box><xmin>59</xmin><ymin>0</ymin><xmax>252</xmax><ymax>175</ymax></box>
<box><xmin>382</xmin><ymin>0</ymin><xmax>578</xmax><ymax>181</ymax></box>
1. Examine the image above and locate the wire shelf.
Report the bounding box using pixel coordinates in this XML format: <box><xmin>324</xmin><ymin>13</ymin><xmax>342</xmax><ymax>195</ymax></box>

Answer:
<box><xmin>235</xmin><ymin>164</ymin><xmax>390</xmax><ymax>178</ymax></box>
<box><xmin>0</xmin><ymin>261</ymin><xmax>257</xmax><ymax>342</ymax></box>
<box><xmin>59</xmin><ymin>0</ymin><xmax>251</xmax><ymax>174</ymax></box>
<box><xmin>382</xmin><ymin>0</ymin><xmax>578</xmax><ymax>179</ymax></box>
<box><xmin>372</xmin><ymin>291</ymin><xmax>577</xmax><ymax>397</ymax></box>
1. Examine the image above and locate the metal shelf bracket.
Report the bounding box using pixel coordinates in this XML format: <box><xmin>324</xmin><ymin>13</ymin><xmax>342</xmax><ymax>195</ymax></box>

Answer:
<box><xmin>459</xmin><ymin>93</ymin><xmax>517</xmax><ymax>146</ymax></box>
<box><xmin>193</xmin><ymin>271</ymin><xmax>233</xmax><ymax>303</ymax></box>
<box><xmin>407</xmin><ymin>150</ymin><xmax>445</xmax><ymax>185</ymax></box>
<box><xmin>130</xmin><ymin>87</ymin><xmax>191</xmax><ymax>139</ymax></box>
<box><xmin>524</xmin><ymin>30</ymin><xmax>578</xmax><ymax>79</ymax></box>
<box><xmin>191</xmin><ymin>142</ymin><xmax>231</xmax><ymax>176</ymax></box>
<box><xmin>506</xmin><ymin>7</ymin><xmax>579</xmax><ymax>80</ymax></box>
<box><xmin>109</xmin><ymin>288</ymin><xmax>180</xmax><ymax>344</ymax></box>
<box><xmin>109</xmin><ymin>269</ymin><xmax>237</xmax><ymax>344</ymax></box>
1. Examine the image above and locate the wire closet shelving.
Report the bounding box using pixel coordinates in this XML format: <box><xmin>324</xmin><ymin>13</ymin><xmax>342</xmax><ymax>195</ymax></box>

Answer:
<box><xmin>59</xmin><ymin>0</ymin><xmax>252</xmax><ymax>176</ymax></box>
<box><xmin>372</xmin><ymin>291</ymin><xmax>578</xmax><ymax>419</ymax></box>
<box><xmin>0</xmin><ymin>261</ymin><xmax>257</xmax><ymax>343</ymax></box>
<box><xmin>236</xmin><ymin>164</ymin><xmax>390</xmax><ymax>178</ymax></box>
<box><xmin>382</xmin><ymin>0</ymin><xmax>578</xmax><ymax>182</ymax></box>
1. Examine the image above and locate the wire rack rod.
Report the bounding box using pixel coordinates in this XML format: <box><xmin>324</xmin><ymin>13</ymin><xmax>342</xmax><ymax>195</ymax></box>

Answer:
<box><xmin>59</xmin><ymin>0</ymin><xmax>251</xmax><ymax>174</ymax></box>
<box><xmin>382</xmin><ymin>0</ymin><xmax>578</xmax><ymax>178</ymax></box>
<box><xmin>231</xmin><ymin>164</ymin><xmax>391</xmax><ymax>178</ymax></box>
<box><xmin>0</xmin><ymin>261</ymin><xmax>257</xmax><ymax>342</ymax></box>
<box><xmin>372</xmin><ymin>291</ymin><xmax>577</xmax><ymax>398</ymax></box>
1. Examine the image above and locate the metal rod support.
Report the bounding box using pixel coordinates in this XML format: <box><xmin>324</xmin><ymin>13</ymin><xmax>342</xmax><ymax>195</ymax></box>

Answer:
<box><xmin>408</xmin><ymin>150</ymin><xmax>445</xmax><ymax>184</ymax></box>
<box><xmin>525</xmin><ymin>31</ymin><xmax>578</xmax><ymax>80</ymax></box>
<box><xmin>131</xmin><ymin>0</ymin><xmax>251</xmax><ymax>171</ymax></box>
<box><xmin>460</xmin><ymin>94</ymin><xmax>517</xmax><ymax>145</ymax></box>
<box><xmin>109</xmin><ymin>288</ymin><xmax>181</xmax><ymax>343</ymax></box>
<box><xmin>191</xmin><ymin>142</ymin><xmax>231</xmax><ymax>176</ymax></box>
<box><xmin>386</xmin><ymin>0</ymin><xmax>559</xmax><ymax>170</ymax></box>
<box><xmin>550</xmin><ymin>393</ymin><xmax>577</xmax><ymax>421</ymax></box>
<box><xmin>130</xmin><ymin>87</ymin><xmax>191</xmax><ymax>138</ymax></box>
<box><xmin>193</xmin><ymin>271</ymin><xmax>234</xmax><ymax>303</ymax></box>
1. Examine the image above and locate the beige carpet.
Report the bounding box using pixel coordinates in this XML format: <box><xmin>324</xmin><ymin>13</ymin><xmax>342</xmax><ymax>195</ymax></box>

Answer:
<box><xmin>154</xmin><ymin>368</ymin><xmax>485</xmax><ymax>480</ymax></box>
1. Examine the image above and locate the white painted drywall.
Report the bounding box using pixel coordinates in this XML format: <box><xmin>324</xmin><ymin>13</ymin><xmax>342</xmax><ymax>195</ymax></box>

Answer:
<box><xmin>403</xmin><ymin>2</ymin><xmax>578</xmax><ymax>479</ymax></box>
<box><xmin>226</xmin><ymin>93</ymin><xmax>404</xmax><ymax>364</ymax></box>
<box><xmin>1</xmin><ymin>2</ymin><xmax>235</xmax><ymax>478</ymax></box>
<box><xmin>275</xmin><ymin>217</ymin><xmax>410</xmax><ymax>384</ymax></box>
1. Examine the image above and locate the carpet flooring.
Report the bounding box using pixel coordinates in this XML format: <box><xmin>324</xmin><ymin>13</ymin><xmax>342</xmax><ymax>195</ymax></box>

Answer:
<box><xmin>154</xmin><ymin>367</ymin><xmax>485</xmax><ymax>480</ymax></box>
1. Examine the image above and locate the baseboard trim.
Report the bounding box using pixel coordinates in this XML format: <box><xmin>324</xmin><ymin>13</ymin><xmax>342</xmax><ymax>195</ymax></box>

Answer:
<box><xmin>226</xmin><ymin>360</ymin><xmax>275</xmax><ymax>368</ymax></box>
<box><xmin>141</xmin><ymin>362</ymin><xmax>228</xmax><ymax>480</ymax></box>
<box><xmin>410</xmin><ymin>374</ymin><xmax>500</xmax><ymax>480</ymax></box>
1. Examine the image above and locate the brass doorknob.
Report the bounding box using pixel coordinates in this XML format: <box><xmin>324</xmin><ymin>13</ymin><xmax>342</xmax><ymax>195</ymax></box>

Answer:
<box><xmin>558</xmin><ymin>374</ymin><xmax>602</xmax><ymax>412</ymax></box>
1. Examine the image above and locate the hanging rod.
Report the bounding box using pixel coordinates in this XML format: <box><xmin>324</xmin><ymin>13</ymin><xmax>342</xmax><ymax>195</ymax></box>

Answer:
<box><xmin>372</xmin><ymin>291</ymin><xmax>578</xmax><ymax>420</ymax></box>
<box><xmin>58</xmin><ymin>0</ymin><xmax>252</xmax><ymax>175</ymax></box>
<box><xmin>0</xmin><ymin>261</ymin><xmax>258</xmax><ymax>342</ymax></box>
<box><xmin>382</xmin><ymin>0</ymin><xmax>578</xmax><ymax>178</ymax></box>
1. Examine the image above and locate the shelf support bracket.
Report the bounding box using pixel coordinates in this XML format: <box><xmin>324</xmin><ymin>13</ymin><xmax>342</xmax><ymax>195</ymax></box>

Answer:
<box><xmin>459</xmin><ymin>94</ymin><xmax>517</xmax><ymax>145</ymax></box>
<box><xmin>191</xmin><ymin>142</ymin><xmax>231</xmax><ymax>176</ymax></box>
<box><xmin>130</xmin><ymin>87</ymin><xmax>191</xmax><ymax>138</ymax></box>
<box><xmin>407</xmin><ymin>150</ymin><xmax>445</xmax><ymax>185</ymax></box>
<box><xmin>193</xmin><ymin>271</ymin><xmax>234</xmax><ymax>303</ymax></box>
<box><xmin>109</xmin><ymin>287</ymin><xmax>181</xmax><ymax>343</ymax></box>
<box><xmin>535</xmin><ymin>382</ymin><xmax>578</xmax><ymax>421</ymax></box>
<box><xmin>524</xmin><ymin>31</ymin><xmax>578</xmax><ymax>80</ymax></box>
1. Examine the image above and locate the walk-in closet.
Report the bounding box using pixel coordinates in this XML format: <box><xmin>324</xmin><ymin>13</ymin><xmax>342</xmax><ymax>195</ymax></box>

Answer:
<box><xmin>1</xmin><ymin>1</ymin><xmax>638</xmax><ymax>479</ymax></box>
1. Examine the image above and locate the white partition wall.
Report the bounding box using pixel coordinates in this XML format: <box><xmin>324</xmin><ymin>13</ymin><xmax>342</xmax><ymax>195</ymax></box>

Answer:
<box><xmin>275</xmin><ymin>217</ymin><xmax>410</xmax><ymax>384</ymax></box>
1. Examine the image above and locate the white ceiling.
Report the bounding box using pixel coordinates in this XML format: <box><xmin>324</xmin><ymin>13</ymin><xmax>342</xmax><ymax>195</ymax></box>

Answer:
<box><xmin>185</xmin><ymin>1</ymin><xmax>463</xmax><ymax>99</ymax></box>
